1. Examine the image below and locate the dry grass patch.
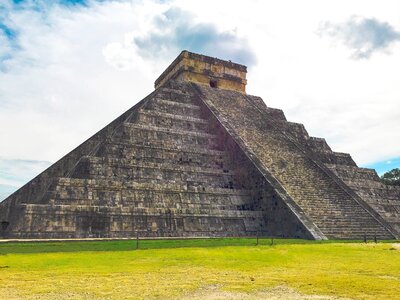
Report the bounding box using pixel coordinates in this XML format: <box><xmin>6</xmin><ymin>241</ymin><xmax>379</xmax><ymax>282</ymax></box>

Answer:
<box><xmin>0</xmin><ymin>239</ymin><xmax>399</xmax><ymax>299</ymax></box>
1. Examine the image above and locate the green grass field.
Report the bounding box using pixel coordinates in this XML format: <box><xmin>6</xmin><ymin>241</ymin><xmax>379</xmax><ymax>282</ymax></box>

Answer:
<box><xmin>0</xmin><ymin>238</ymin><xmax>399</xmax><ymax>299</ymax></box>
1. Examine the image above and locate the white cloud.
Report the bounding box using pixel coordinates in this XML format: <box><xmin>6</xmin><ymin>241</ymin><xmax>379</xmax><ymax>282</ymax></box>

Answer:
<box><xmin>318</xmin><ymin>16</ymin><xmax>400</xmax><ymax>59</ymax></box>
<box><xmin>0</xmin><ymin>157</ymin><xmax>51</xmax><ymax>187</ymax></box>
<box><xmin>131</xmin><ymin>7</ymin><xmax>256</xmax><ymax>66</ymax></box>
<box><xmin>102</xmin><ymin>33</ymin><xmax>141</xmax><ymax>71</ymax></box>
<box><xmin>1</xmin><ymin>0</ymin><xmax>400</xmax><ymax>197</ymax></box>
<box><xmin>0</xmin><ymin>0</ymin><xmax>156</xmax><ymax>163</ymax></box>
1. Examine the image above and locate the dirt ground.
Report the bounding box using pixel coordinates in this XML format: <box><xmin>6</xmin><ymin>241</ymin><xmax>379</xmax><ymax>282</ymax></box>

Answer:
<box><xmin>180</xmin><ymin>285</ymin><xmax>345</xmax><ymax>300</ymax></box>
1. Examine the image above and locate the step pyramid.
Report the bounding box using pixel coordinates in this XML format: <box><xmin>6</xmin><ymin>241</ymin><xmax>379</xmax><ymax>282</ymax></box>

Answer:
<box><xmin>1</xmin><ymin>51</ymin><xmax>399</xmax><ymax>240</ymax></box>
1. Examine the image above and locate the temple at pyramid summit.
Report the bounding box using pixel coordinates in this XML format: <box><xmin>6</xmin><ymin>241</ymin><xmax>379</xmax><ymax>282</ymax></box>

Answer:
<box><xmin>1</xmin><ymin>50</ymin><xmax>400</xmax><ymax>240</ymax></box>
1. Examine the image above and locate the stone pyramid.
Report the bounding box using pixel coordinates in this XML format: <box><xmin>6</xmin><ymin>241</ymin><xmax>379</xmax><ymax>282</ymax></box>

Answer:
<box><xmin>1</xmin><ymin>51</ymin><xmax>399</xmax><ymax>240</ymax></box>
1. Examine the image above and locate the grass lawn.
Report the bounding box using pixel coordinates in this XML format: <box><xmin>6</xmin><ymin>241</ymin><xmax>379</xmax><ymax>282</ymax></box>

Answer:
<box><xmin>0</xmin><ymin>238</ymin><xmax>399</xmax><ymax>299</ymax></box>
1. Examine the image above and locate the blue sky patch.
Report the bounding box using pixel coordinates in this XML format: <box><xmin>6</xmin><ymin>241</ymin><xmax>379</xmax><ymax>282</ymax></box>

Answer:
<box><xmin>0</xmin><ymin>184</ymin><xmax>18</xmax><ymax>202</ymax></box>
<box><xmin>364</xmin><ymin>157</ymin><xmax>400</xmax><ymax>176</ymax></box>
<box><xmin>59</xmin><ymin>0</ymin><xmax>88</xmax><ymax>6</ymax></box>
<box><xmin>12</xmin><ymin>0</ymin><xmax>87</xmax><ymax>5</ymax></box>
<box><xmin>0</xmin><ymin>23</ymin><xmax>17</xmax><ymax>40</ymax></box>
<box><xmin>0</xmin><ymin>157</ymin><xmax>51</xmax><ymax>201</ymax></box>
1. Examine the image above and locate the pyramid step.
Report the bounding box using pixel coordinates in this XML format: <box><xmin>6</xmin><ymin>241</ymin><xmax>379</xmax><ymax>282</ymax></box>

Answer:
<box><xmin>123</xmin><ymin>123</ymin><xmax>217</xmax><ymax>139</ymax></box>
<box><xmin>61</xmin><ymin>177</ymin><xmax>236</xmax><ymax>191</ymax></box>
<box><xmin>92</xmin><ymin>155</ymin><xmax>226</xmax><ymax>170</ymax></box>
<box><xmin>118</xmin><ymin>123</ymin><xmax>218</xmax><ymax>148</ymax></box>
<box><xmin>82</xmin><ymin>157</ymin><xmax>233</xmax><ymax>175</ymax></box>
<box><xmin>55</xmin><ymin>177</ymin><xmax>250</xmax><ymax>195</ymax></box>
<box><xmin>323</xmin><ymin>230</ymin><xmax>390</xmax><ymax>236</ymax></box>
<box><xmin>324</xmin><ymin>233</ymin><xmax>392</xmax><ymax>239</ymax></box>
<box><xmin>98</xmin><ymin>140</ymin><xmax>224</xmax><ymax>157</ymax></box>
<box><xmin>51</xmin><ymin>199</ymin><xmax>260</xmax><ymax>213</ymax></box>
<box><xmin>319</xmin><ymin>227</ymin><xmax>391</xmax><ymax>235</ymax></box>
<box><xmin>157</xmin><ymin>87</ymin><xmax>193</xmax><ymax>100</ymax></box>
<box><xmin>316</xmin><ymin>225</ymin><xmax>388</xmax><ymax>232</ymax></box>
<box><xmin>147</xmin><ymin>99</ymin><xmax>201</xmax><ymax>117</ymax></box>
<box><xmin>137</xmin><ymin>110</ymin><xmax>208</xmax><ymax>132</ymax></box>
<box><xmin>314</xmin><ymin>221</ymin><xmax>387</xmax><ymax>228</ymax></box>
<box><xmin>158</xmin><ymin>87</ymin><xmax>190</xmax><ymax>96</ymax></box>
<box><xmin>123</xmin><ymin>123</ymin><xmax>216</xmax><ymax>138</ymax></box>
<box><xmin>24</xmin><ymin>203</ymin><xmax>265</xmax><ymax>219</ymax></box>
<box><xmin>154</xmin><ymin>91</ymin><xmax>195</xmax><ymax>105</ymax></box>
<box><xmin>295</xmin><ymin>200</ymin><xmax>365</xmax><ymax>209</ymax></box>
<box><xmin>53</xmin><ymin>177</ymin><xmax>254</xmax><ymax>210</ymax></box>
<box><xmin>72</xmin><ymin>157</ymin><xmax>236</xmax><ymax>189</ymax></box>
<box><xmin>301</xmin><ymin>206</ymin><xmax>384</xmax><ymax>218</ymax></box>
<box><xmin>318</xmin><ymin>225</ymin><xmax>390</xmax><ymax>232</ymax></box>
<box><xmin>318</xmin><ymin>225</ymin><xmax>387</xmax><ymax>231</ymax></box>
<box><xmin>96</xmin><ymin>141</ymin><xmax>226</xmax><ymax>169</ymax></box>
<box><xmin>53</xmin><ymin>192</ymin><xmax>253</xmax><ymax>207</ymax></box>
<box><xmin>155</xmin><ymin>99</ymin><xmax>200</xmax><ymax>110</ymax></box>
<box><xmin>342</xmin><ymin>179</ymin><xmax>387</xmax><ymax>189</ymax></box>
<box><xmin>138</xmin><ymin>110</ymin><xmax>208</xmax><ymax>124</ymax></box>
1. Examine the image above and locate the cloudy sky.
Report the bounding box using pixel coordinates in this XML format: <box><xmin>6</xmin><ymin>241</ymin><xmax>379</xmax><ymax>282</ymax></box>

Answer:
<box><xmin>1</xmin><ymin>0</ymin><xmax>400</xmax><ymax>200</ymax></box>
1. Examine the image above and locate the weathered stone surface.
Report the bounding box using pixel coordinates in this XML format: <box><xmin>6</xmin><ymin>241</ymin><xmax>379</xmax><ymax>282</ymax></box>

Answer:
<box><xmin>0</xmin><ymin>51</ymin><xmax>398</xmax><ymax>239</ymax></box>
<box><xmin>155</xmin><ymin>51</ymin><xmax>247</xmax><ymax>93</ymax></box>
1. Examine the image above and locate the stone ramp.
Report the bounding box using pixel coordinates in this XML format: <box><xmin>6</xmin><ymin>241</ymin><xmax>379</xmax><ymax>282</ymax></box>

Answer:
<box><xmin>193</xmin><ymin>83</ymin><xmax>395</xmax><ymax>239</ymax></box>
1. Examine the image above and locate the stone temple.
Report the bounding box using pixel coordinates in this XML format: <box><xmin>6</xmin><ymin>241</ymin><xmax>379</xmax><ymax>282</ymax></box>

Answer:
<box><xmin>1</xmin><ymin>51</ymin><xmax>399</xmax><ymax>240</ymax></box>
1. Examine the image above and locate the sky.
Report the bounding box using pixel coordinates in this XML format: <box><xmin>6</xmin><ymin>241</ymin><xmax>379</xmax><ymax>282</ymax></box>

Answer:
<box><xmin>1</xmin><ymin>0</ymin><xmax>400</xmax><ymax>200</ymax></box>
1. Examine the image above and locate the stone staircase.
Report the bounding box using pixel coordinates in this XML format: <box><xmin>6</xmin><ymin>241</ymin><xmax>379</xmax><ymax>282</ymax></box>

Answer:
<box><xmin>326</xmin><ymin>164</ymin><xmax>400</xmax><ymax>235</ymax></box>
<box><xmin>195</xmin><ymin>83</ymin><xmax>394</xmax><ymax>239</ymax></box>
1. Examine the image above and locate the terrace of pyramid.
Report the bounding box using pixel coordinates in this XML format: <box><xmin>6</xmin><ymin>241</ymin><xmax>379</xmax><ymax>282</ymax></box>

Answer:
<box><xmin>1</xmin><ymin>50</ymin><xmax>399</xmax><ymax>240</ymax></box>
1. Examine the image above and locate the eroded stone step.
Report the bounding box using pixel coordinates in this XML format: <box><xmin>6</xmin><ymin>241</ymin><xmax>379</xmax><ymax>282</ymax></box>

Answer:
<box><xmin>316</xmin><ymin>224</ymin><xmax>385</xmax><ymax>231</ymax></box>
<box><xmin>314</xmin><ymin>223</ymin><xmax>390</xmax><ymax>232</ymax></box>
<box><xmin>324</xmin><ymin>233</ymin><xmax>392</xmax><ymax>239</ymax></box>
<box><xmin>123</xmin><ymin>123</ymin><xmax>216</xmax><ymax>138</ymax></box>
<box><xmin>294</xmin><ymin>200</ymin><xmax>364</xmax><ymax>209</ymax></box>
<box><xmin>325</xmin><ymin>164</ymin><xmax>380</xmax><ymax>181</ymax></box>
<box><xmin>155</xmin><ymin>99</ymin><xmax>200</xmax><ymax>110</ymax></box>
<box><xmin>353</xmin><ymin>186</ymin><xmax>400</xmax><ymax>197</ymax></box>
<box><xmin>44</xmin><ymin>200</ymin><xmax>263</xmax><ymax>216</ymax></box>
<box><xmin>341</xmin><ymin>180</ymin><xmax>388</xmax><ymax>189</ymax></box>
<box><xmin>116</xmin><ymin>123</ymin><xmax>219</xmax><ymax>148</ymax></box>
<box><xmin>147</xmin><ymin>99</ymin><xmax>201</xmax><ymax>117</ymax></box>
<box><xmin>157</xmin><ymin>87</ymin><xmax>191</xmax><ymax>97</ymax></box>
<box><xmin>316</xmin><ymin>152</ymin><xmax>357</xmax><ymax>166</ymax></box>
<box><xmin>55</xmin><ymin>177</ymin><xmax>250</xmax><ymax>195</ymax></box>
<box><xmin>320</xmin><ymin>226</ymin><xmax>390</xmax><ymax>232</ymax></box>
<box><xmin>323</xmin><ymin>231</ymin><xmax>390</xmax><ymax>237</ymax></box>
<box><xmin>154</xmin><ymin>91</ymin><xmax>195</xmax><ymax>105</ymax></box>
<box><xmin>49</xmin><ymin>188</ymin><xmax>253</xmax><ymax>207</ymax></box>
<box><xmin>94</xmin><ymin>154</ymin><xmax>226</xmax><ymax>170</ymax></box>
<box><xmin>302</xmin><ymin>207</ymin><xmax>381</xmax><ymax>218</ymax></box>
<box><xmin>72</xmin><ymin>159</ymin><xmax>237</xmax><ymax>189</ymax></box>
<box><xmin>80</xmin><ymin>156</ymin><xmax>233</xmax><ymax>175</ymax></box>
<box><xmin>98</xmin><ymin>140</ymin><xmax>224</xmax><ymax>156</ymax></box>
<box><xmin>137</xmin><ymin>110</ymin><xmax>208</xmax><ymax>132</ymax></box>
<box><xmin>37</xmin><ymin>201</ymin><xmax>263</xmax><ymax>217</ymax></box>
<box><xmin>96</xmin><ymin>142</ymin><xmax>227</xmax><ymax>169</ymax></box>
<box><xmin>138</xmin><ymin>110</ymin><xmax>207</xmax><ymax>124</ymax></box>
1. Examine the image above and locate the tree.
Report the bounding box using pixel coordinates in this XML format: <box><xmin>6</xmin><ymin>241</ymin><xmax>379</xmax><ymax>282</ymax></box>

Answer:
<box><xmin>380</xmin><ymin>168</ymin><xmax>400</xmax><ymax>186</ymax></box>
